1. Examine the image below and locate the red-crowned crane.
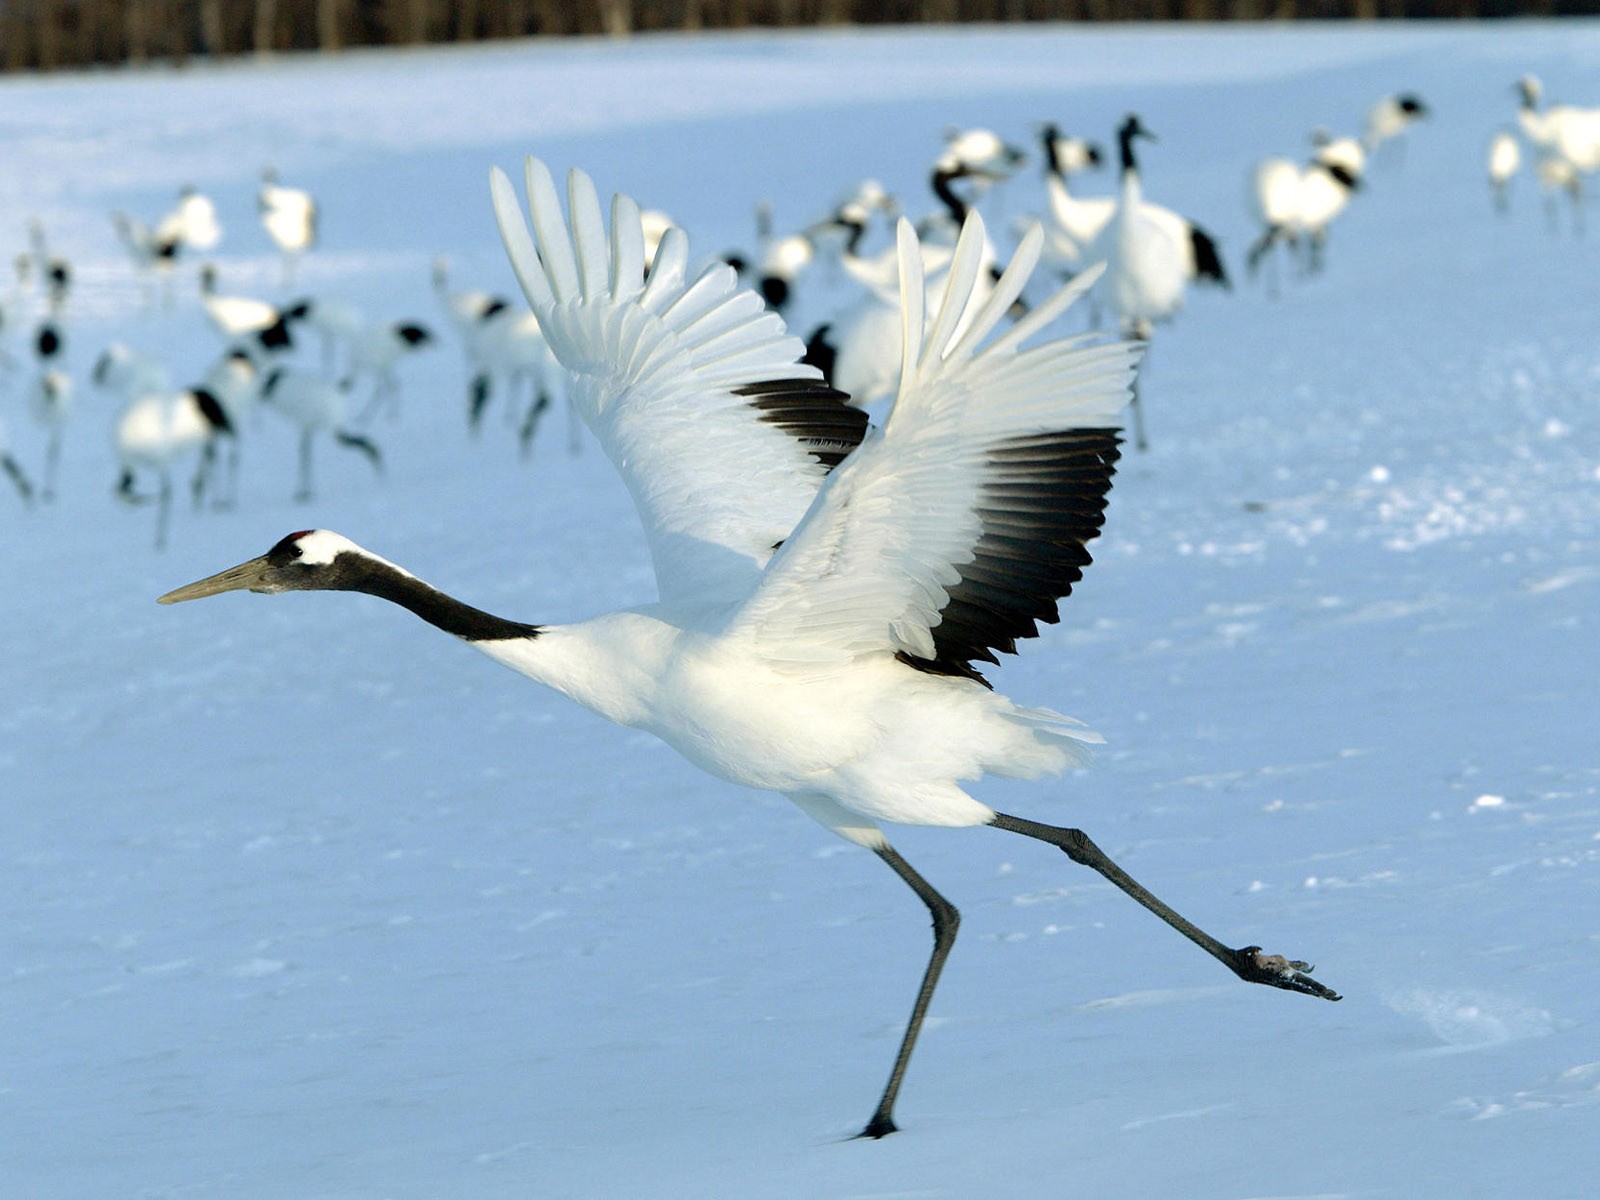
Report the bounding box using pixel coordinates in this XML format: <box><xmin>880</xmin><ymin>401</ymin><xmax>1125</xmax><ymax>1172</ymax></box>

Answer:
<box><xmin>259</xmin><ymin>167</ymin><xmax>318</xmax><ymax>284</ymax></box>
<box><xmin>159</xmin><ymin>159</ymin><xmax>1339</xmax><ymax>1141</ymax></box>
<box><xmin>256</xmin><ymin>366</ymin><xmax>381</xmax><ymax>502</ymax></box>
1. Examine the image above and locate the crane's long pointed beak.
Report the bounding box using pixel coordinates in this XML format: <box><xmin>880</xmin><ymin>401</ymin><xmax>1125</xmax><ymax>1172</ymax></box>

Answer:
<box><xmin>158</xmin><ymin>554</ymin><xmax>274</xmax><ymax>604</ymax></box>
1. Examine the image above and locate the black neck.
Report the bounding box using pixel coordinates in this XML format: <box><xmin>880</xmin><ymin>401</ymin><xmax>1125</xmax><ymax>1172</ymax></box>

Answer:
<box><xmin>1117</xmin><ymin>126</ymin><xmax>1139</xmax><ymax>176</ymax></box>
<box><xmin>839</xmin><ymin>214</ymin><xmax>867</xmax><ymax>255</ymax></box>
<box><xmin>931</xmin><ymin>169</ymin><xmax>968</xmax><ymax>222</ymax></box>
<box><xmin>1325</xmin><ymin>162</ymin><xmax>1359</xmax><ymax>191</ymax></box>
<box><xmin>344</xmin><ymin>556</ymin><xmax>542</xmax><ymax>643</ymax></box>
<box><xmin>1041</xmin><ymin>126</ymin><xmax>1062</xmax><ymax>177</ymax></box>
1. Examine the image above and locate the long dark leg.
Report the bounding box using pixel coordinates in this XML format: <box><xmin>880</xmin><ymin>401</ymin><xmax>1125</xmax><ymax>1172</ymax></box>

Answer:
<box><xmin>42</xmin><ymin>427</ymin><xmax>61</xmax><ymax>502</ymax></box>
<box><xmin>334</xmin><ymin>429</ymin><xmax>384</xmax><ymax>477</ymax></box>
<box><xmin>1244</xmin><ymin>226</ymin><xmax>1277</xmax><ymax>280</ymax></box>
<box><xmin>567</xmin><ymin>394</ymin><xmax>582</xmax><ymax>456</ymax></box>
<box><xmin>115</xmin><ymin>468</ymin><xmax>142</xmax><ymax>504</ymax></box>
<box><xmin>295</xmin><ymin>429</ymin><xmax>314</xmax><ymax>502</ymax></box>
<box><xmin>222</xmin><ymin>439</ymin><xmax>241</xmax><ymax>509</ymax></box>
<box><xmin>2</xmin><ymin>453</ymin><xmax>33</xmax><ymax>505</ymax></box>
<box><xmin>191</xmin><ymin>441</ymin><xmax>216</xmax><ymax>509</ymax></box>
<box><xmin>381</xmin><ymin>371</ymin><xmax>400</xmax><ymax>422</ymax></box>
<box><xmin>518</xmin><ymin>391</ymin><xmax>550</xmax><ymax>459</ymax></box>
<box><xmin>1307</xmin><ymin>230</ymin><xmax>1326</xmax><ymax>275</ymax></box>
<box><xmin>988</xmin><ymin>811</ymin><xmax>1340</xmax><ymax>1001</ymax></box>
<box><xmin>467</xmin><ymin>372</ymin><xmax>491</xmax><ymax>432</ymax></box>
<box><xmin>1126</xmin><ymin>337</ymin><xmax>1150</xmax><ymax>453</ymax></box>
<box><xmin>154</xmin><ymin>471</ymin><xmax>172</xmax><ymax>551</ymax></box>
<box><xmin>858</xmin><ymin>845</ymin><xmax>961</xmax><ymax>1140</ymax></box>
<box><xmin>355</xmin><ymin>376</ymin><xmax>382</xmax><ymax>424</ymax></box>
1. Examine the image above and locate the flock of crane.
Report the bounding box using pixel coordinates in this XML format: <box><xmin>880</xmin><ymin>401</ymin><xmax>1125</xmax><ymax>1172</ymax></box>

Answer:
<box><xmin>0</xmin><ymin>72</ymin><xmax>1590</xmax><ymax>554</ymax></box>
<box><xmin>9</xmin><ymin>64</ymin><xmax>1578</xmax><ymax>1140</ymax></box>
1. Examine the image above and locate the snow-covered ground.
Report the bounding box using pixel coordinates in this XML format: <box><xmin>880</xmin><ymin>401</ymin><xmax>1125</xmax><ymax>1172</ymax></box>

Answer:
<box><xmin>3</xmin><ymin>21</ymin><xmax>1599</xmax><ymax>1198</ymax></box>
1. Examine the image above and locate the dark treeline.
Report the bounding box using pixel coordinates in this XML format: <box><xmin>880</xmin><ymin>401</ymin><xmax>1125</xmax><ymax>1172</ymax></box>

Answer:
<box><xmin>0</xmin><ymin>0</ymin><xmax>1591</xmax><ymax>73</ymax></box>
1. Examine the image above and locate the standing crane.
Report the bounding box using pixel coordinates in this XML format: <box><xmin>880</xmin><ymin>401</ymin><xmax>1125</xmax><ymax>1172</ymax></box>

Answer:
<box><xmin>159</xmin><ymin>159</ymin><xmax>1339</xmax><ymax>1140</ymax></box>
<box><xmin>259</xmin><ymin>167</ymin><xmax>318</xmax><ymax>285</ymax></box>
<box><xmin>1082</xmin><ymin>115</ymin><xmax>1201</xmax><ymax>451</ymax></box>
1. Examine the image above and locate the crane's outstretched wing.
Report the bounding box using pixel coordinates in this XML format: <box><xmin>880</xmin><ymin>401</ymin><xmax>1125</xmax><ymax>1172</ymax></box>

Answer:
<box><xmin>726</xmin><ymin>214</ymin><xmax>1138</xmax><ymax>685</ymax></box>
<box><xmin>490</xmin><ymin>160</ymin><xmax>867</xmax><ymax>608</ymax></box>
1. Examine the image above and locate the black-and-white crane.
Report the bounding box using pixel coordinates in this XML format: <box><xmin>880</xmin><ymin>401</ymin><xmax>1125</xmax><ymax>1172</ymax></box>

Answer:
<box><xmin>1082</xmin><ymin>115</ymin><xmax>1197</xmax><ymax>450</ymax></box>
<box><xmin>160</xmin><ymin>159</ymin><xmax>1339</xmax><ymax>1142</ymax></box>
<box><xmin>27</xmin><ymin>321</ymin><xmax>71</xmax><ymax>501</ymax></box>
<box><xmin>99</xmin><ymin>345</ymin><xmax>236</xmax><ymax>549</ymax></box>
<box><xmin>257</xmin><ymin>366</ymin><xmax>381</xmax><ymax>502</ymax></box>
<box><xmin>259</xmin><ymin>167</ymin><xmax>318</xmax><ymax>284</ymax></box>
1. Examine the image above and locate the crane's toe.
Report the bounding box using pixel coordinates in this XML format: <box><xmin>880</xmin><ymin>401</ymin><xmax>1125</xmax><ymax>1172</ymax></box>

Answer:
<box><xmin>855</xmin><ymin>1115</ymin><xmax>900</xmax><ymax>1140</ymax></box>
<box><xmin>1231</xmin><ymin>945</ymin><xmax>1342</xmax><ymax>1001</ymax></box>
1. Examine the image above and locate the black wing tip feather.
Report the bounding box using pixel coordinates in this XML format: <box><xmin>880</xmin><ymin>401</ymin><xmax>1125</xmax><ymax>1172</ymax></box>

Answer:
<box><xmin>1189</xmin><ymin>225</ymin><xmax>1230</xmax><ymax>289</ymax></box>
<box><xmin>735</xmin><ymin>377</ymin><xmax>868</xmax><ymax>471</ymax></box>
<box><xmin>902</xmin><ymin>427</ymin><xmax>1122</xmax><ymax>689</ymax></box>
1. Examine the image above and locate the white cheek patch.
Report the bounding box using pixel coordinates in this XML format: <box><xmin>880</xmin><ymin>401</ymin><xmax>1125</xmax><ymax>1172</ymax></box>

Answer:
<box><xmin>293</xmin><ymin>529</ymin><xmax>360</xmax><ymax>566</ymax></box>
<box><xmin>289</xmin><ymin>529</ymin><xmax>415</xmax><ymax>579</ymax></box>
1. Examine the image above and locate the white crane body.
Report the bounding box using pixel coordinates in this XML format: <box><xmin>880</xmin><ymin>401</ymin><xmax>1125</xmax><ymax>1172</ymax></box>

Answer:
<box><xmin>160</xmin><ymin>157</ymin><xmax>1339</xmax><ymax>1139</ymax></box>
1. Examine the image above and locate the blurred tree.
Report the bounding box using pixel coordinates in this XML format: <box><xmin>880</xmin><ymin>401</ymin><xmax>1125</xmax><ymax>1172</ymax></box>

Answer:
<box><xmin>318</xmin><ymin>0</ymin><xmax>345</xmax><ymax>49</ymax></box>
<box><xmin>253</xmin><ymin>0</ymin><xmax>278</xmax><ymax>52</ymax></box>
<box><xmin>198</xmin><ymin>0</ymin><xmax>225</xmax><ymax>53</ymax></box>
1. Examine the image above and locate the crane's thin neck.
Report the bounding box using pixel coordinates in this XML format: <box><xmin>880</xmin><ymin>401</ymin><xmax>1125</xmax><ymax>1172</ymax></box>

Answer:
<box><xmin>1041</xmin><ymin>127</ymin><xmax>1063</xmax><ymax>177</ymax></box>
<box><xmin>343</xmin><ymin>556</ymin><xmax>542</xmax><ymax>644</ymax></box>
<box><xmin>931</xmin><ymin>169</ymin><xmax>968</xmax><ymax>223</ymax></box>
<box><xmin>1117</xmin><ymin>126</ymin><xmax>1141</xmax><ymax>177</ymax></box>
<box><xmin>839</xmin><ymin>214</ymin><xmax>867</xmax><ymax>255</ymax></box>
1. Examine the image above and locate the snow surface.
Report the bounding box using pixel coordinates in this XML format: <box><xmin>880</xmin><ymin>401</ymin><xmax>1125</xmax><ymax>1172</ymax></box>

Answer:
<box><xmin>3</xmin><ymin>20</ymin><xmax>1599</xmax><ymax>1199</ymax></box>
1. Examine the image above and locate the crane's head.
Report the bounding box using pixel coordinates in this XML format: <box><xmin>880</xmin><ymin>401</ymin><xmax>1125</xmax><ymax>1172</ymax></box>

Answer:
<box><xmin>1396</xmin><ymin>93</ymin><xmax>1428</xmax><ymax>119</ymax></box>
<box><xmin>1118</xmin><ymin>114</ymin><xmax>1155</xmax><ymax>144</ymax></box>
<box><xmin>158</xmin><ymin>530</ymin><xmax>373</xmax><ymax>602</ymax></box>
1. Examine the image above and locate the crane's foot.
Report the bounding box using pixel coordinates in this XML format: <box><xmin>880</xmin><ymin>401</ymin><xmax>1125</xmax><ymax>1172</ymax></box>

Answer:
<box><xmin>854</xmin><ymin>1114</ymin><xmax>899</xmax><ymax>1140</ymax></box>
<box><xmin>1230</xmin><ymin>946</ymin><xmax>1341</xmax><ymax>1001</ymax></box>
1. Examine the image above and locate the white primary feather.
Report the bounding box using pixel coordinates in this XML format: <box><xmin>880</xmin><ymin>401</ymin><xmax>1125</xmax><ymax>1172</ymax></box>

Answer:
<box><xmin>492</xmin><ymin>160</ymin><xmax>846</xmax><ymax>610</ymax></box>
<box><xmin>730</xmin><ymin>219</ymin><xmax>1132</xmax><ymax>669</ymax></box>
<box><xmin>492</xmin><ymin>161</ymin><xmax>1136</xmax><ymax>641</ymax></box>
